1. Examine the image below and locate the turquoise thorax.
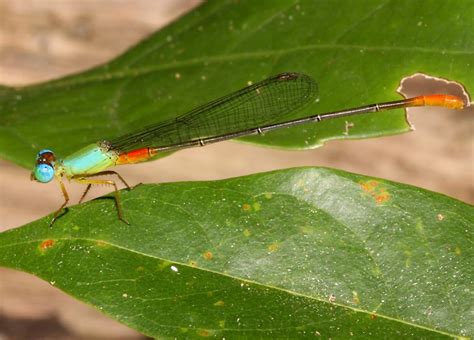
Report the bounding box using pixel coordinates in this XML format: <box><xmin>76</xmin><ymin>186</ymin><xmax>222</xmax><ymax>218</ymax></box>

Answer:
<box><xmin>60</xmin><ymin>142</ymin><xmax>118</xmax><ymax>177</ymax></box>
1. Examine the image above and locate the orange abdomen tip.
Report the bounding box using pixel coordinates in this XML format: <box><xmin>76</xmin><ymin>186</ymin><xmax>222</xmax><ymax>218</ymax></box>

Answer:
<box><xmin>412</xmin><ymin>94</ymin><xmax>465</xmax><ymax>110</ymax></box>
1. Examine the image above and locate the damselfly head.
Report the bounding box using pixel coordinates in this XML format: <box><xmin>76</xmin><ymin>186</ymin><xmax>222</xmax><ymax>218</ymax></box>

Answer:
<box><xmin>32</xmin><ymin>149</ymin><xmax>56</xmax><ymax>183</ymax></box>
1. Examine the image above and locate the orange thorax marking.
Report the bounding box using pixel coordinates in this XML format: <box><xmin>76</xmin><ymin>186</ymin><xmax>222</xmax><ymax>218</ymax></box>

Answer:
<box><xmin>116</xmin><ymin>148</ymin><xmax>157</xmax><ymax>165</ymax></box>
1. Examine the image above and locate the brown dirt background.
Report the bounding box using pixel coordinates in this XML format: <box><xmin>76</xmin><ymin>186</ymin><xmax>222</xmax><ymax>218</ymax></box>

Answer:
<box><xmin>0</xmin><ymin>1</ymin><xmax>472</xmax><ymax>339</ymax></box>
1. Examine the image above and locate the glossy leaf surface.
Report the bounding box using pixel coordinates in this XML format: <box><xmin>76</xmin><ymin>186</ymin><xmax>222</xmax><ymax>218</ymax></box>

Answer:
<box><xmin>0</xmin><ymin>168</ymin><xmax>471</xmax><ymax>338</ymax></box>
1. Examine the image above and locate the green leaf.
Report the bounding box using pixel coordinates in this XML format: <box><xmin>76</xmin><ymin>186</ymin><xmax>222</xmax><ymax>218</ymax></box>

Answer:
<box><xmin>0</xmin><ymin>168</ymin><xmax>471</xmax><ymax>338</ymax></box>
<box><xmin>0</xmin><ymin>0</ymin><xmax>472</xmax><ymax>168</ymax></box>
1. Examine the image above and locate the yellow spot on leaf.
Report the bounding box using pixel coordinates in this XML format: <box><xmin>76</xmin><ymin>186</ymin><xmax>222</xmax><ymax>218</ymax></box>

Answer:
<box><xmin>415</xmin><ymin>220</ymin><xmax>424</xmax><ymax>233</ymax></box>
<box><xmin>243</xmin><ymin>229</ymin><xmax>252</xmax><ymax>237</ymax></box>
<box><xmin>214</xmin><ymin>300</ymin><xmax>225</xmax><ymax>307</ymax></box>
<box><xmin>437</xmin><ymin>213</ymin><xmax>445</xmax><ymax>221</ymax></box>
<box><xmin>360</xmin><ymin>179</ymin><xmax>379</xmax><ymax>192</ymax></box>
<box><xmin>300</xmin><ymin>225</ymin><xmax>314</xmax><ymax>234</ymax></box>
<box><xmin>352</xmin><ymin>291</ymin><xmax>360</xmax><ymax>304</ymax></box>
<box><xmin>188</xmin><ymin>260</ymin><xmax>198</xmax><ymax>267</ymax></box>
<box><xmin>158</xmin><ymin>261</ymin><xmax>171</xmax><ymax>271</ymax></box>
<box><xmin>455</xmin><ymin>246</ymin><xmax>461</xmax><ymax>255</ymax></box>
<box><xmin>404</xmin><ymin>250</ymin><xmax>412</xmax><ymax>268</ymax></box>
<box><xmin>218</xmin><ymin>320</ymin><xmax>225</xmax><ymax>328</ymax></box>
<box><xmin>242</xmin><ymin>203</ymin><xmax>252</xmax><ymax>212</ymax></box>
<box><xmin>96</xmin><ymin>241</ymin><xmax>109</xmax><ymax>247</ymax></box>
<box><xmin>265</xmin><ymin>192</ymin><xmax>273</xmax><ymax>199</ymax></box>
<box><xmin>253</xmin><ymin>202</ymin><xmax>261</xmax><ymax>211</ymax></box>
<box><xmin>372</xmin><ymin>265</ymin><xmax>382</xmax><ymax>278</ymax></box>
<box><xmin>203</xmin><ymin>251</ymin><xmax>213</xmax><ymax>260</ymax></box>
<box><xmin>268</xmin><ymin>243</ymin><xmax>280</xmax><ymax>253</ymax></box>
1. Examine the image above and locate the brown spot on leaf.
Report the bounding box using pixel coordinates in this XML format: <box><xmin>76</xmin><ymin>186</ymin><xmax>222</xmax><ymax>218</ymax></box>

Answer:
<box><xmin>242</xmin><ymin>203</ymin><xmax>251</xmax><ymax>212</ymax></box>
<box><xmin>39</xmin><ymin>239</ymin><xmax>54</xmax><ymax>251</ymax></box>
<box><xmin>375</xmin><ymin>191</ymin><xmax>390</xmax><ymax>203</ymax></box>
<box><xmin>197</xmin><ymin>329</ymin><xmax>211</xmax><ymax>337</ymax></box>
<box><xmin>359</xmin><ymin>180</ymin><xmax>390</xmax><ymax>204</ymax></box>
<box><xmin>360</xmin><ymin>180</ymin><xmax>379</xmax><ymax>192</ymax></box>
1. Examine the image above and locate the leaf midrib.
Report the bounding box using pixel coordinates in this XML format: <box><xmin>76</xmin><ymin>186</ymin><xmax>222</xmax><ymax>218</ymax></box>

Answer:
<box><xmin>0</xmin><ymin>236</ymin><xmax>459</xmax><ymax>337</ymax></box>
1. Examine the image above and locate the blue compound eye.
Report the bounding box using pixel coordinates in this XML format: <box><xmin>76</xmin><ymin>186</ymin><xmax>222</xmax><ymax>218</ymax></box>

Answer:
<box><xmin>34</xmin><ymin>163</ymin><xmax>55</xmax><ymax>183</ymax></box>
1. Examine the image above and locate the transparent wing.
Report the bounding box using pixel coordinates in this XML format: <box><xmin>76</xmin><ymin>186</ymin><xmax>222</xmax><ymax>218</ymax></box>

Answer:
<box><xmin>108</xmin><ymin>72</ymin><xmax>318</xmax><ymax>152</ymax></box>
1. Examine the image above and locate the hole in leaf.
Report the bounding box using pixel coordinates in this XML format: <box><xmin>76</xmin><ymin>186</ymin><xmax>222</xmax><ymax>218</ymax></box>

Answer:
<box><xmin>397</xmin><ymin>73</ymin><xmax>471</xmax><ymax>128</ymax></box>
<box><xmin>398</xmin><ymin>73</ymin><xmax>470</xmax><ymax>103</ymax></box>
